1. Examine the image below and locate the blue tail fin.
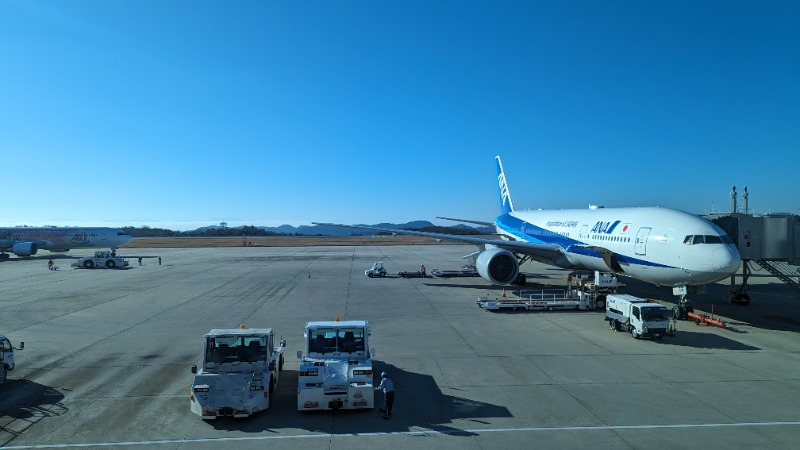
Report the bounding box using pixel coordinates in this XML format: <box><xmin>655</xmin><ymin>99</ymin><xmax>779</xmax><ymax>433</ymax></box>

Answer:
<box><xmin>495</xmin><ymin>155</ymin><xmax>514</xmax><ymax>215</ymax></box>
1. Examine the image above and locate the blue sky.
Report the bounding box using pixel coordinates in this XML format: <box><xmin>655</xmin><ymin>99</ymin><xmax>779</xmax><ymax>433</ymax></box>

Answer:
<box><xmin>2</xmin><ymin>1</ymin><xmax>798</xmax><ymax>230</ymax></box>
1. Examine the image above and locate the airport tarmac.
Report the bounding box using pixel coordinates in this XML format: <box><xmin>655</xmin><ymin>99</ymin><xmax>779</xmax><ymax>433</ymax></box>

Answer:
<box><xmin>1</xmin><ymin>245</ymin><xmax>799</xmax><ymax>449</ymax></box>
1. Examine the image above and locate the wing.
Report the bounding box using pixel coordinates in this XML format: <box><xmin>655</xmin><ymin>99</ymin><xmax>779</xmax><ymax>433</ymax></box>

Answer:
<box><xmin>436</xmin><ymin>216</ymin><xmax>496</xmax><ymax>227</ymax></box>
<box><xmin>0</xmin><ymin>237</ymin><xmax>48</xmax><ymax>248</ymax></box>
<box><xmin>312</xmin><ymin>222</ymin><xmax>566</xmax><ymax>263</ymax></box>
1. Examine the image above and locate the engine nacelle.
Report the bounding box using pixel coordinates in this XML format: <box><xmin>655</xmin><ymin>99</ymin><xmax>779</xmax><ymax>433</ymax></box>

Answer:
<box><xmin>12</xmin><ymin>242</ymin><xmax>38</xmax><ymax>256</ymax></box>
<box><xmin>476</xmin><ymin>247</ymin><xmax>519</xmax><ymax>285</ymax></box>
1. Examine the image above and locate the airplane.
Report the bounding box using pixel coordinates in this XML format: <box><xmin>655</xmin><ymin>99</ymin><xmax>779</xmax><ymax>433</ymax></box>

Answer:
<box><xmin>0</xmin><ymin>226</ymin><xmax>133</xmax><ymax>259</ymax></box>
<box><xmin>314</xmin><ymin>155</ymin><xmax>742</xmax><ymax>319</ymax></box>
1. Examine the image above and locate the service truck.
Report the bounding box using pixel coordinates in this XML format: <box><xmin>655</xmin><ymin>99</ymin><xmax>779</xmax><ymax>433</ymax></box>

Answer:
<box><xmin>190</xmin><ymin>328</ymin><xmax>286</xmax><ymax>419</ymax></box>
<box><xmin>296</xmin><ymin>320</ymin><xmax>375</xmax><ymax>411</ymax></box>
<box><xmin>0</xmin><ymin>334</ymin><xmax>23</xmax><ymax>385</ymax></box>
<box><xmin>71</xmin><ymin>251</ymin><xmax>129</xmax><ymax>269</ymax></box>
<box><xmin>605</xmin><ymin>294</ymin><xmax>671</xmax><ymax>339</ymax></box>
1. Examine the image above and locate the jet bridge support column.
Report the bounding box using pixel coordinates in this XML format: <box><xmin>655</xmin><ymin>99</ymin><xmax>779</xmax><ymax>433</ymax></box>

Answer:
<box><xmin>730</xmin><ymin>260</ymin><xmax>752</xmax><ymax>305</ymax></box>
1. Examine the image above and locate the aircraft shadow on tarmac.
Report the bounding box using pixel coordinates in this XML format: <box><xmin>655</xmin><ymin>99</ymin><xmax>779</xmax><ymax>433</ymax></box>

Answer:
<box><xmin>0</xmin><ymin>380</ymin><xmax>67</xmax><ymax>446</ymax></box>
<box><xmin>202</xmin><ymin>363</ymin><xmax>509</xmax><ymax>436</ymax></box>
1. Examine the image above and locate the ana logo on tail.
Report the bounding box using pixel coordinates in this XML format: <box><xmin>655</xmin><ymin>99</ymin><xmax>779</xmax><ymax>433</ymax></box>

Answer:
<box><xmin>496</xmin><ymin>156</ymin><xmax>514</xmax><ymax>213</ymax></box>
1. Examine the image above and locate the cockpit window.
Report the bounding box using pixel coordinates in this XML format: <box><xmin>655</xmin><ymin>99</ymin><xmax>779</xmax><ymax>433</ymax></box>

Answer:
<box><xmin>684</xmin><ymin>234</ymin><xmax>734</xmax><ymax>245</ymax></box>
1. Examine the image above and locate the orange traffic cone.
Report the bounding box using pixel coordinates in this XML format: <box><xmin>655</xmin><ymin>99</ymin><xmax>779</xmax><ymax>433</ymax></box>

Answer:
<box><xmin>502</xmin><ymin>288</ymin><xmax>506</xmax><ymax>298</ymax></box>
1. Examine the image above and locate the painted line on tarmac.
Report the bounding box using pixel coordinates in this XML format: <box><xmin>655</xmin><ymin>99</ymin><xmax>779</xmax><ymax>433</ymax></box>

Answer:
<box><xmin>5</xmin><ymin>421</ymin><xmax>800</xmax><ymax>449</ymax></box>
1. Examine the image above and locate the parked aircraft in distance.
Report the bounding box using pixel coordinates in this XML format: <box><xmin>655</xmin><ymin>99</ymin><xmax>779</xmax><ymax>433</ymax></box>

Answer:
<box><xmin>0</xmin><ymin>227</ymin><xmax>133</xmax><ymax>259</ymax></box>
<box><xmin>315</xmin><ymin>155</ymin><xmax>742</xmax><ymax>318</ymax></box>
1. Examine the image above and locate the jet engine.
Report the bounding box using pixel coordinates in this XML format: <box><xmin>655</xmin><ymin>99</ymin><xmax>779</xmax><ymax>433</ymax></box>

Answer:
<box><xmin>12</xmin><ymin>242</ymin><xmax>38</xmax><ymax>256</ymax></box>
<box><xmin>476</xmin><ymin>247</ymin><xmax>519</xmax><ymax>285</ymax></box>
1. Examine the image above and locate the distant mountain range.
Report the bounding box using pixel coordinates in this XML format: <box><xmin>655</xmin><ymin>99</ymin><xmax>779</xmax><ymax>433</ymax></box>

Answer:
<box><xmin>192</xmin><ymin>221</ymin><xmax>494</xmax><ymax>237</ymax></box>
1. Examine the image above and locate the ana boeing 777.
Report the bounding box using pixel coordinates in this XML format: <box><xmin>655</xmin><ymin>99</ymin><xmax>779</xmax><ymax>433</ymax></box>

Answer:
<box><xmin>315</xmin><ymin>156</ymin><xmax>741</xmax><ymax>318</ymax></box>
<box><xmin>0</xmin><ymin>226</ymin><xmax>133</xmax><ymax>259</ymax></box>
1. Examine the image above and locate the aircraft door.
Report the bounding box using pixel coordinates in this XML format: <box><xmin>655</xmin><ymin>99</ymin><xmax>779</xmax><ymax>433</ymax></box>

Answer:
<box><xmin>635</xmin><ymin>228</ymin><xmax>651</xmax><ymax>255</ymax></box>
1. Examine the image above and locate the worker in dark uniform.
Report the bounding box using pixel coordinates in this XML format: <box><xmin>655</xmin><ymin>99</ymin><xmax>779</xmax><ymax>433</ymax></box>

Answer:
<box><xmin>375</xmin><ymin>371</ymin><xmax>395</xmax><ymax>419</ymax></box>
<box><xmin>420</xmin><ymin>264</ymin><xmax>426</xmax><ymax>278</ymax></box>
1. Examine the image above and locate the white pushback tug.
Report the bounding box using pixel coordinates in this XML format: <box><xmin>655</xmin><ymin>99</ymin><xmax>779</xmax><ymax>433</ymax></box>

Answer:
<box><xmin>1</xmin><ymin>334</ymin><xmax>23</xmax><ymax>385</ymax></box>
<box><xmin>296</xmin><ymin>319</ymin><xmax>375</xmax><ymax>411</ymax></box>
<box><xmin>190</xmin><ymin>326</ymin><xmax>285</xmax><ymax>419</ymax></box>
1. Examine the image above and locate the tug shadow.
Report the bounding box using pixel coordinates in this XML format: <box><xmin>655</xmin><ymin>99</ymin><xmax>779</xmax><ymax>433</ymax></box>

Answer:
<box><xmin>206</xmin><ymin>363</ymin><xmax>509</xmax><ymax>436</ymax></box>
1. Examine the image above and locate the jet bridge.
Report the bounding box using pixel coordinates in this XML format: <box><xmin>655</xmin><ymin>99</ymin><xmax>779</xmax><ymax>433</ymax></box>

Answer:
<box><xmin>708</xmin><ymin>213</ymin><xmax>800</xmax><ymax>304</ymax></box>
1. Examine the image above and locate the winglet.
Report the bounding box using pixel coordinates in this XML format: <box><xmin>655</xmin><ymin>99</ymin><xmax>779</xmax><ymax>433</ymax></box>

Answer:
<box><xmin>495</xmin><ymin>155</ymin><xmax>514</xmax><ymax>214</ymax></box>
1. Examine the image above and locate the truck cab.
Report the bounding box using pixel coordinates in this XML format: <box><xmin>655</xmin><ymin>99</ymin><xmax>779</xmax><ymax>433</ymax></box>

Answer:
<box><xmin>606</xmin><ymin>294</ymin><xmax>670</xmax><ymax>339</ymax></box>
<box><xmin>190</xmin><ymin>328</ymin><xmax>285</xmax><ymax>419</ymax></box>
<box><xmin>296</xmin><ymin>320</ymin><xmax>375</xmax><ymax>411</ymax></box>
<box><xmin>0</xmin><ymin>335</ymin><xmax>23</xmax><ymax>384</ymax></box>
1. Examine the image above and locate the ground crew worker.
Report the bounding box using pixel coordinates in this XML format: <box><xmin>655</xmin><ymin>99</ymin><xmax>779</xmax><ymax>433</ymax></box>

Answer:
<box><xmin>158</xmin><ymin>256</ymin><xmax>161</xmax><ymax>265</ymax></box>
<box><xmin>375</xmin><ymin>371</ymin><xmax>395</xmax><ymax>419</ymax></box>
<box><xmin>138</xmin><ymin>257</ymin><xmax>142</xmax><ymax>266</ymax></box>
<box><xmin>420</xmin><ymin>264</ymin><xmax>426</xmax><ymax>278</ymax></box>
<box><xmin>48</xmin><ymin>259</ymin><xmax>54</xmax><ymax>270</ymax></box>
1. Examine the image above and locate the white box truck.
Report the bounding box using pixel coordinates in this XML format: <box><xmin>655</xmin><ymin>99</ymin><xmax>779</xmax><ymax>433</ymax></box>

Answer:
<box><xmin>605</xmin><ymin>294</ymin><xmax>670</xmax><ymax>339</ymax></box>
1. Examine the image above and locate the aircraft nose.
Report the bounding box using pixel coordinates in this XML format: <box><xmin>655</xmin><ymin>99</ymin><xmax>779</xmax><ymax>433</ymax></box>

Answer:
<box><xmin>711</xmin><ymin>246</ymin><xmax>741</xmax><ymax>276</ymax></box>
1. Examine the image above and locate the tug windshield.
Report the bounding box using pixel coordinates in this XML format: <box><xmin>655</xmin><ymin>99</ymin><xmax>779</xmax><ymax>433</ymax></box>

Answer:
<box><xmin>309</xmin><ymin>327</ymin><xmax>365</xmax><ymax>354</ymax></box>
<box><xmin>205</xmin><ymin>335</ymin><xmax>269</xmax><ymax>364</ymax></box>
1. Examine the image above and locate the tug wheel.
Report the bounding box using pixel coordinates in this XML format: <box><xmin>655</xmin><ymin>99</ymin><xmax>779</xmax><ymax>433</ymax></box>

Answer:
<box><xmin>105</xmin><ymin>260</ymin><xmax>116</xmax><ymax>269</ymax></box>
<box><xmin>83</xmin><ymin>260</ymin><xmax>93</xmax><ymax>269</ymax></box>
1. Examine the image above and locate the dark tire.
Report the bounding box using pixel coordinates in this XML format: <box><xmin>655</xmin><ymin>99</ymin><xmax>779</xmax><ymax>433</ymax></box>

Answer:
<box><xmin>368</xmin><ymin>273</ymin><xmax>374</xmax><ymax>278</ymax></box>
<box><xmin>105</xmin><ymin>260</ymin><xmax>116</xmax><ymax>269</ymax></box>
<box><xmin>380</xmin><ymin>272</ymin><xmax>385</xmax><ymax>277</ymax></box>
<box><xmin>632</xmin><ymin>328</ymin><xmax>640</xmax><ymax>339</ymax></box>
<box><xmin>269</xmin><ymin>376</ymin><xmax>275</xmax><ymax>393</ymax></box>
<box><xmin>595</xmin><ymin>295</ymin><xmax>606</xmax><ymax>310</ymax></box>
<box><xmin>609</xmin><ymin>320</ymin><xmax>616</xmax><ymax>331</ymax></box>
<box><xmin>673</xmin><ymin>306</ymin><xmax>685</xmax><ymax>320</ymax></box>
<box><xmin>83</xmin><ymin>260</ymin><xmax>93</xmax><ymax>269</ymax></box>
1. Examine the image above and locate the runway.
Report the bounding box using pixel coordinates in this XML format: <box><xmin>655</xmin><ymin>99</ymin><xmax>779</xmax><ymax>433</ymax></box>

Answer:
<box><xmin>1</xmin><ymin>245</ymin><xmax>799</xmax><ymax>449</ymax></box>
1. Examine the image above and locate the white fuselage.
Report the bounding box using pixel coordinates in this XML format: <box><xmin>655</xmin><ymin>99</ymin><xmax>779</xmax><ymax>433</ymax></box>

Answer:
<box><xmin>0</xmin><ymin>227</ymin><xmax>132</xmax><ymax>254</ymax></box>
<box><xmin>496</xmin><ymin>206</ymin><xmax>740</xmax><ymax>287</ymax></box>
